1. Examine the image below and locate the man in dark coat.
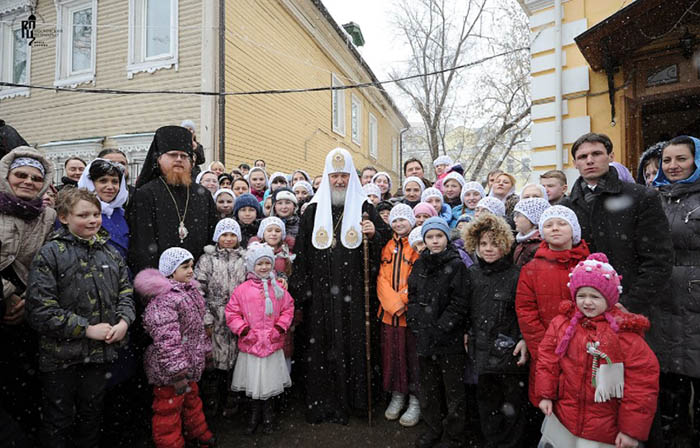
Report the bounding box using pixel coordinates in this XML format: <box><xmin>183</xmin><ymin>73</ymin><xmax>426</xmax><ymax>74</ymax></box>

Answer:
<box><xmin>289</xmin><ymin>148</ymin><xmax>391</xmax><ymax>424</ymax></box>
<box><xmin>561</xmin><ymin>133</ymin><xmax>673</xmax><ymax>318</ymax></box>
<box><xmin>127</xmin><ymin>125</ymin><xmax>218</xmax><ymax>273</ymax></box>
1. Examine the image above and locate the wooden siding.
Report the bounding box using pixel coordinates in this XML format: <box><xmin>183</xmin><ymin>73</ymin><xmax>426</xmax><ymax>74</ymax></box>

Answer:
<box><xmin>1</xmin><ymin>0</ymin><xmax>203</xmax><ymax>147</ymax></box>
<box><xmin>223</xmin><ymin>0</ymin><xmax>403</xmax><ymax>181</ymax></box>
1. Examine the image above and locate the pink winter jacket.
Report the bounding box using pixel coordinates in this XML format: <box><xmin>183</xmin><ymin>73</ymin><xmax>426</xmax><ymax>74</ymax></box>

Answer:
<box><xmin>225</xmin><ymin>274</ymin><xmax>294</xmax><ymax>358</ymax></box>
<box><xmin>134</xmin><ymin>269</ymin><xmax>212</xmax><ymax>386</ymax></box>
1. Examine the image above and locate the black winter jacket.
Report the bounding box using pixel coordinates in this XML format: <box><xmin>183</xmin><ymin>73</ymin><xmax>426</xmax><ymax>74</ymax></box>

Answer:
<box><xmin>407</xmin><ymin>246</ymin><xmax>469</xmax><ymax>356</ymax></box>
<box><xmin>466</xmin><ymin>256</ymin><xmax>524</xmax><ymax>375</ymax></box>
<box><xmin>26</xmin><ymin>227</ymin><xmax>135</xmax><ymax>372</ymax></box>
<box><xmin>656</xmin><ymin>178</ymin><xmax>700</xmax><ymax>376</ymax></box>
<box><xmin>562</xmin><ymin>168</ymin><xmax>673</xmax><ymax>316</ymax></box>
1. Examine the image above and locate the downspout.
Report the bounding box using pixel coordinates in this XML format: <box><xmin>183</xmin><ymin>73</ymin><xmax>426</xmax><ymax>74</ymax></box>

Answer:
<box><xmin>218</xmin><ymin>0</ymin><xmax>226</xmax><ymax>163</ymax></box>
<box><xmin>399</xmin><ymin>127</ymin><xmax>409</xmax><ymax>185</ymax></box>
<box><xmin>554</xmin><ymin>0</ymin><xmax>563</xmax><ymax>170</ymax></box>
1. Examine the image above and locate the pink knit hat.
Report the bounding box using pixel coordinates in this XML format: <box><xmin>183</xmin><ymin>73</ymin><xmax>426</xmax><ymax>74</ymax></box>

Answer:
<box><xmin>413</xmin><ymin>202</ymin><xmax>437</xmax><ymax>218</ymax></box>
<box><xmin>555</xmin><ymin>253</ymin><xmax>622</xmax><ymax>357</ymax></box>
<box><xmin>568</xmin><ymin>253</ymin><xmax>622</xmax><ymax>307</ymax></box>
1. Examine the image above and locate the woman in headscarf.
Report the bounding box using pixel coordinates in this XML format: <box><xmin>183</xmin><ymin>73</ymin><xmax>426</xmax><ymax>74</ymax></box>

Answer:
<box><xmin>0</xmin><ymin>146</ymin><xmax>56</xmax><ymax>437</ymax></box>
<box><xmin>77</xmin><ymin>158</ymin><xmax>130</xmax><ymax>260</ymax></box>
<box><xmin>372</xmin><ymin>171</ymin><xmax>393</xmax><ymax>201</ymax></box>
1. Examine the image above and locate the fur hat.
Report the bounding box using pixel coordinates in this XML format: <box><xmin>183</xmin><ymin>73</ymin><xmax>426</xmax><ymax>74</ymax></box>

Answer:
<box><xmin>234</xmin><ymin>193</ymin><xmax>262</xmax><ymax>218</ymax></box>
<box><xmin>462</xmin><ymin>214</ymin><xmax>514</xmax><ymax>254</ymax></box>
<box><xmin>389</xmin><ymin>203</ymin><xmax>416</xmax><ymax>227</ymax></box>
<box><xmin>421</xmin><ymin>187</ymin><xmax>443</xmax><ymax>203</ymax></box>
<box><xmin>408</xmin><ymin>226</ymin><xmax>423</xmax><ymax>249</ymax></box>
<box><xmin>413</xmin><ymin>202</ymin><xmax>437</xmax><ymax>218</ymax></box>
<box><xmin>421</xmin><ymin>217</ymin><xmax>449</xmax><ymax>240</ymax></box>
<box><xmin>158</xmin><ymin>247</ymin><xmax>194</xmax><ymax>277</ymax></box>
<box><xmin>514</xmin><ymin>197</ymin><xmax>551</xmax><ymax>225</ymax></box>
<box><xmin>475</xmin><ymin>197</ymin><xmax>505</xmax><ymax>217</ymax></box>
<box><xmin>257</xmin><ymin>216</ymin><xmax>286</xmax><ymax>241</ymax></box>
<box><xmin>213</xmin><ymin>218</ymin><xmax>241</xmax><ymax>243</ymax></box>
<box><xmin>539</xmin><ymin>205</ymin><xmax>581</xmax><ymax>245</ymax></box>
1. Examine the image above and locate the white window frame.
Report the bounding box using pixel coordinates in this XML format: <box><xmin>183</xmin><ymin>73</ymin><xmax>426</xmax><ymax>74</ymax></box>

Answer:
<box><xmin>127</xmin><ymin>0</ymin><xmax>179</xmax><ymax>79</ymax></box>
<box><xmin>369</xmin><ymin>112</ymin><xmax>378</xmax><ymax>160</ymax></box>
<box><xmin>0</xmin><ymin>10</ymin><xmax>31</xmax><ymax>100</ymax></box>
<box><xmin>331</xmin><ymin>73</ymin><xmax>346</xmax><ymax>136</ymax></box>
<box><xmin>351</xmin><ymin>94</ymin><xmax>362</xmax><ymax>145</ymax></box>
<box><xmin>54</xmin><ymin>0</ymin><xmax>97</xmax><ymax>88</ymax></box>
<box><xmin>392</xmin><ymin>135</ymin><xmax>398</xmax><ymax>172</ymax></box>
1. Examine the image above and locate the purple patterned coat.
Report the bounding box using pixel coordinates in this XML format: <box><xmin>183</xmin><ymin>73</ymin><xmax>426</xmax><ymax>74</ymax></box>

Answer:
<box><xmin>134</xmin><ymin>269</ymin><xmax>212</xmax><ymax>386</ymax></box>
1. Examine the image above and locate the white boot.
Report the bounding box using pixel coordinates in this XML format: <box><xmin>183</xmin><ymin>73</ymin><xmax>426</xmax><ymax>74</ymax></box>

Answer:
<box><xmin>384</xmin><ymin>392</ymin><xmax>406</xmax><ymax>420</ymax></box>
<box><xmin>399</xmin><ymin>395</ymin><xmax>420</xmax><ymax>427</ymax></box>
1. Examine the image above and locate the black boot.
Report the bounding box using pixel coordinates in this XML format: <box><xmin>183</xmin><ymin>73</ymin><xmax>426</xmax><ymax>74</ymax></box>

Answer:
<box><xmin>246</xmin><ymin>400</ymin><xmax>262</xmax><ymax>435</ymax></box>
<box><xmin>262</xmin><ymin>399</ymin><xmax>275</xmax><ymax>435</ymax></box>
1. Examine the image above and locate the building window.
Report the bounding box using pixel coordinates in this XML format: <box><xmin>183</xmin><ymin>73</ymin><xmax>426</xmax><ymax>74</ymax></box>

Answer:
<box><xmin>369</xmin><ymin>113</ymin><xmax>378</xmax><ymax>159</ymax></box>
<box><xmin>331</xmin><ymin>73</ymin><xmax>346</xmax><ymax>136</ymax></box>
<box><xmin>55</xmin><ymin>0</ymin><xmax>97</xmax><ymax>87</ymax></box>
<box><xmin>351</xmin><ymin>94</ymin><xmax>362</xmax><ymax>145</ymax></box>
<box><xmin>0</xmin><ymin>13</ymin><xmax>31</xmax><ymax>100</ymax></box>
<box><xmin>127</xmin><ymin>0</ymin><xmax>179</xmax><ymax>78</ymax></box>
<box><xmin>392</xmin><ymin>135</ymin><xmax>398</xmax><ymax>172</ymax></box>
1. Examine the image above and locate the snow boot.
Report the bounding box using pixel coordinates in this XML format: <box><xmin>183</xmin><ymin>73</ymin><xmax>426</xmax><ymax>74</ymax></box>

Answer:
<box><xmin>399</xmin><ymin>395</ymin><xmax>421</xmax><ymax>427</ymax></box>
<box><xmin>384</xmin><ymin>391</ymin><xmax>406</xmax><ymax>420</ymax></box>
<box><xmin>246</xmin><ymin>400</ymin><xmax>262</xmax><ymax>435</ymax></box>
<box><xmin>262</xmin><ymin>399</ymin><xmax>276</xmax><ymax>435</ymax></box>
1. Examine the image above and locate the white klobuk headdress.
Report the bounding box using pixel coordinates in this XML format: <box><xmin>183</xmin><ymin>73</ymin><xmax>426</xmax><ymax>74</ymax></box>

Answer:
<box><xmin>309</xmin><ymin>148</ymin><xmax>367</xmax><ymax>250</ymax></box>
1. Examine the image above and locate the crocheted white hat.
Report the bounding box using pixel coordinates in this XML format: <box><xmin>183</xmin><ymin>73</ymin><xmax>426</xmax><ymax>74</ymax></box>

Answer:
<box><xmin>408</xmin><ymin>226</ymin><xmax>423</xmax><ymax>249</ymax></box>
<box><xmin>213</xmin><ymin>218</ymin><xmax>242</xmax><ymax>243</ymax></box>
<box><xmin>363</xmin><ymin>183</ymin><xmax>381</xmax><ymax>198</ymax></box>
<box><xmin>402</xmin><ymin>176</ymin><xmax>425</xmax><ymax>193</ymax></box>
<box><xmin>257</xmin><ymin>216</ymin><xmax>286</xmax><ymax>241</ymax></box>
<box><xmin>433</xmin><ymin>155</ymin><xmax>453</xmax><ymax>167</ymax></box>
<box><xmin>513</xmin><ymin>198</ymin><xmax>551</xmax><ymax>226</ymax></box>
<box><xmin>538</xmin><ymin>205</ymin><xmax>581</xmax><ymax>245</ymax></box>
<box><xmin>389</xmin><ymin>203</ymin><xmax>416</xmax><ymax>227</ymax></box>
<box><xmin>269</xmin><ymin>172</ymin><xmax>287</xmax><ymax>184</ymax></box>
<box><xmin>293</xmin><ymin>180</ymin><xmax>314</xmax><ymax>195</ymax></box>
<box><xmin>159</xmin><ymin>247</ymin><xmax>194</xmax><ymax>277</ymax></box>
<box><xmin>475</xmin><ymin>197</ymin><xmax>505</xmax><ymax>217</ymax></box>
<box><xmin>213</xmin><ymin>188</ymin><xmax>235</xmax><ymax>201</ymax></box>
<box><xmin>421</xmin><ymin>187</ymin><xmax>443</xmax><ymax>203</ymax></box>
<box><xmin>461</xmin><ymin>181</ymin><xmax>486</xmax><ymax>203</ymax></box>
<box><xmin>442</xmin><ymin>171</ymin><xmax>465</xmax><ymax>187</ymax></box>
<box><xmin>520</xmin><ymin>183</ymin><xmax>549</xmax><ymax>201</ymax></box>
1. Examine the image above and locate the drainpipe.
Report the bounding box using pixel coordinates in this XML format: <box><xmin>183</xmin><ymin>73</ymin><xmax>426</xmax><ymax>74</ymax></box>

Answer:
<box><xmin>218</xmin><ymin>0</ymin><xmax>226</xmax><ymax>163</ymax></box>
<box><xmin>554</xmin><ymin>0</ymin><xmax>563</xmax><ymax>170</ymax></box>
<box><xmin>399</xmin><ymin>127</ymin><xmax>409</xmax><ymax>185</ymax></box>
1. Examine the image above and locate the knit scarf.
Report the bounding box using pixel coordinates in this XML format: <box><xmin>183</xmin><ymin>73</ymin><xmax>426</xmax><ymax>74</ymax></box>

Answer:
<box><xmin>0</xmin><ymin>191</ymin><xmax>44</xmax><ymax>221</ymax></box>
<box><xmin>249</xmin><ymin>272</ymin><xmax>284</xmax><ymax>315</ymax></box>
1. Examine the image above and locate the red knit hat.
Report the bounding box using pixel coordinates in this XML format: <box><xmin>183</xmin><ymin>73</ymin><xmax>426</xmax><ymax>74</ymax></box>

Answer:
<box><xmin>568</xmin><ymin>253</ymin><xmax>623</xmax><ymax>307</ymax></box>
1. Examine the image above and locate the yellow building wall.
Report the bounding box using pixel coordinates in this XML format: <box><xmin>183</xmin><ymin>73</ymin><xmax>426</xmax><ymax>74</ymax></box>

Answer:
<box><xmin>1</xmin><ymin>1</ymin><xmax>202</xmax><ymax>146</ymax></box>
<box><xmin>223</xmin><ymin>0</ymin><xmax>403</xmax><ymax>183</ymax></box>
<box><xmin>529</xmin><ymin>0</ymin><xmax>630</xmax><ymax>169</ymax></box>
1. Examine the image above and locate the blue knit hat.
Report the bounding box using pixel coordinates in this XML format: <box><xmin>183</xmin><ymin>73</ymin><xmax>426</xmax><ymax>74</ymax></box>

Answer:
<box><xmin>234</xmin><ymin>193</ymin><xmax>261</xmax><ymax>218</ymax></box>
<box><xmin>421</xmin><ymin>216</ymin><xmax>450</xmax><ymax>240</ymax></box>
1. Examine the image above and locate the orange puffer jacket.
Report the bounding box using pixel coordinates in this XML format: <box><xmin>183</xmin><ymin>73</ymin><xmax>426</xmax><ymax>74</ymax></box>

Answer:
<box><xmin>535</xmin><ymin>303</ymin><xmax>659</xmax><ymax>444</ymax></box>
<box><xmin>377</xmin><ymin>234</ymin><xmax>419</xmax><ymax>327</ymax></box>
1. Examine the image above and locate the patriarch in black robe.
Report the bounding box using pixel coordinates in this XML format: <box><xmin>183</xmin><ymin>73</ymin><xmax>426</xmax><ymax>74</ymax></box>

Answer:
<box><xmin>290</xmin><ymin>148</ymin><xmax>390</xmax><ymax>424</ymax></box>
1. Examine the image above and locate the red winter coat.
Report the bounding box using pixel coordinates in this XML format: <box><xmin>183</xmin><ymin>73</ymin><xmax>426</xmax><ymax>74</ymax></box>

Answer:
<box><xmin>515</xmin><ymin>240</ymin><xmax>590</xmax><ymax>404</ymax></box>
<box><xmin>535</xmin><ymin>303</ymin><xmax>659</xmax><ymax>444</ymax></box>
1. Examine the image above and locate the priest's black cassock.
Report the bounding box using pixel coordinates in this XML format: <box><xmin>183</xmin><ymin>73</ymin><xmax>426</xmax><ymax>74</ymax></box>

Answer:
<box><xmin>127</xmin><ymin>179</ymin><xmax>217</xmax><ymax>273</ymax></box>
<box><xmin>290</xmin><ymin>200</ymin><xmax>390</xmax><ymax>424</ymax></box>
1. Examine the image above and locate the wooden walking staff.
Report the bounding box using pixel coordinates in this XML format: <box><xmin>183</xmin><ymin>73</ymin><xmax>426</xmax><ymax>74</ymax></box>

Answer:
<box><xmin>362</xmin><ymin>211</ymin><xmax>373</xmax><ymax>426</ymax></box>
